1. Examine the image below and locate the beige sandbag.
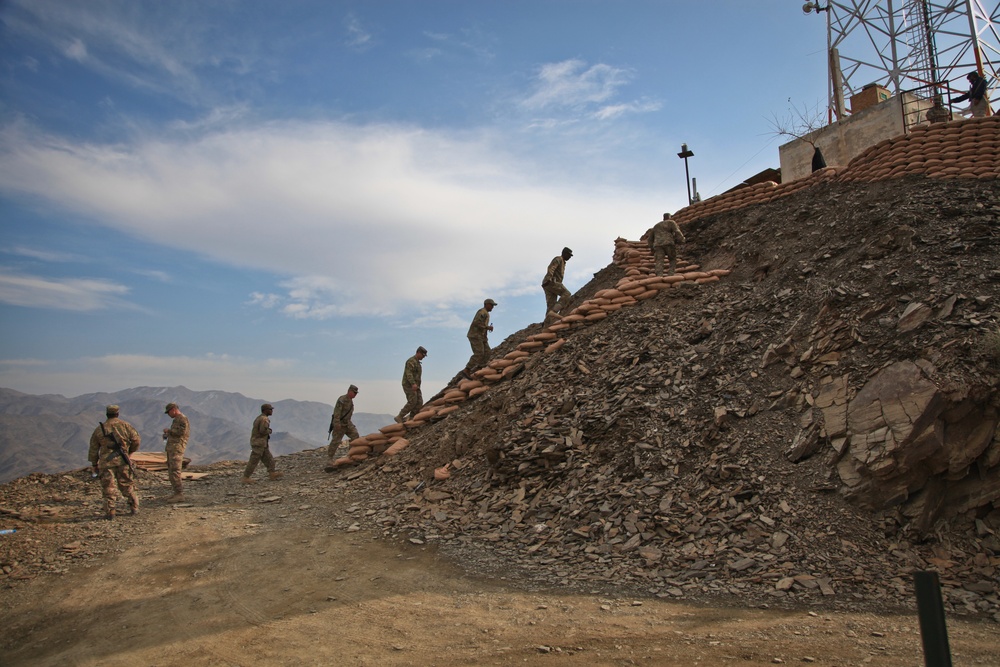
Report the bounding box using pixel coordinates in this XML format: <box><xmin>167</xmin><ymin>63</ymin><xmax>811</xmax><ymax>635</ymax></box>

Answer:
<box><xmin>707</xmin><ymin>268</ymin><xmax>731</xmax><ymax>277</ymax></box>
<box><xmin>348</xmin><ymin>436</ymin><xmax>370</xmax><ymax>448</ymax></box>
<box><xmin>434</xmin><ymin>465</ymin><xmax>451</xmax><ymax>481</ymax></box>
<box><xmin>586</xmin><ymin>311</ymin><xmax>609</xmax><ymax>320</ymax></box>
<box><xmin>529</xmin><ymin>332</ymin><xmax>558</xmax><ymax>342</ymax></box>
<box><xmin>349</xmin><ymin>452</ymin><xmax>368</xmax><ymax>462</ymax></box>
<box><xmin>330</xmin><ymin>456</ymin><xmax>355</xmax><ymax>468</ymax></box>
<box><xmin>488</xmin><ymin>358</ymin><xmax>517</xmax><ymax>370</ymax></box>
<box><xmin>413</xmin><ymin>408</ymin><xmax>438</xmax><ymax>421</ymax></box>
<box><xmin>480</xmin><ymin>372</ymin><xmax>504</xmax><ymax>382</ymax></box>
<box><xmin>379</xmin><ymin>422</ymin><xmax>406</xmax><ymax>435</ymax></box>
<box><xmin>468</xmin><ymin>385</ymin><xmax>490</xmax><ymax>397</ymax></box>
<box><xmin>695</xmin><ymin>275</ymin><xmax>720</xmax><ymax>284</ymax></box>
<box><xmin>547</xmin><ymin>322</ymin><xmax>571</xmax><ymax>332</ymax></box>
<box><xmin>347</xmin><ymin>445</ymin><xmax>371</xmax><ymax>457</ymax></box>
<box><xmin>443</xmin><ymin>389</ymin><xmax>467</xmax><ymax>401</ymax></box>
<box><xmin>437</xmin><ymin>405</ymin><xmax>460</xmax><ymax>416</ymax></box>
<box><xmin>501</xmin><ymin>363</ymin><xmax>523</xmax><ymax>378</ymax></box>
<box><xmin>383</xmin><ymin>438</ymin><xmax>410</xmax><ymax>456</ymax></box>
<box><xmin>504</xmin><ymin>349</ymin><xmax>530</xmax><ymax>360</ymax></box>
<box><xmin>545</xmin><ymin>338</ymin><xmax>566</xmax><ymax>353</ymax></box>
<box><xmin>517</xmin><ymin>341</ymin><xmax>544</xmax><ymax>351</ymax></box>
<box><xmin>458</xmin><ymin>378</ymin><xmax>483</xmax><ymax>391</ymax></box>
<box><xmin>559</xmin><ymin>314</ymin><xmax>586</xmax><ymax>323</ymax></box>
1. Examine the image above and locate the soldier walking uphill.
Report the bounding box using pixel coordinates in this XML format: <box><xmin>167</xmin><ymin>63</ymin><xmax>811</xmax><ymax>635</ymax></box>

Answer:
<box><xmin>542</xmin><ymin>247</ymin><xmax>573</xmax><ymax>322</ymax></box>
<box><xmin>88</xmin><ymin>405</ymin><xmax>141</xmax><ymax>520</ymax></box>
<box><xmin>162</xmin><ymin>402</ymin><xmax>189</xmax><ymax>502</ymax></box>
<box><xmin>327</xmin><ymin>385</ymin><xmax>360</xmax><ymax>461</ymax></box>
<box><xmin>464</xmin><ymin>298</ymin><xmax>496</xmax><ymax>377</ymax></box>
<box><xmin>395</xmin><ymin>347</ymin><xmax>427</xmax><ymax>424</ymax></box>
<box><xmin>648</xmin><ymin>212</ymin><xmax>686</xmax><ymax>276</ymax></box>
<box><xmin>242</xmin><ymin>403</ymin><xmax>283</xmax><ymax>484</ymax></box>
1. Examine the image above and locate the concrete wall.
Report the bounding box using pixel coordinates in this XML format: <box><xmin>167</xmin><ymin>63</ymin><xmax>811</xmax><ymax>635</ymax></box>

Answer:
<box><xmin>779</xmin><ymin>94</ymin><xmax>932</xmax><ymax>182</ymax></box>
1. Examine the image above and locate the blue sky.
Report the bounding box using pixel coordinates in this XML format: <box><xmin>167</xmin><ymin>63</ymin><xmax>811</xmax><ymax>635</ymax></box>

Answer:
<box><xmin>0</xmin><ymin>1</ymin><xmax>827</xmax><ymax>413</ymax></box>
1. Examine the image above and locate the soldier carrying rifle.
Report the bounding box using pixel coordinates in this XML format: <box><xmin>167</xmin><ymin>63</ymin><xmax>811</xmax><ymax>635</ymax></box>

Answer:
<box><xmin>88</xmin><ymin>404</ymin><xmax>141</xmax><ymax>520</ymax></box>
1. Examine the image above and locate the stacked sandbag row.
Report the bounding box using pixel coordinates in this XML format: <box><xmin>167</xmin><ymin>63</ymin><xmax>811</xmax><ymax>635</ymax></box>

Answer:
<box><xmin>671</xmin><ymin>167</ymin><xmax>842</xmax><ymax>227</ymax></box>
<box><xmin>838</xmin><ymin>115</ymin><xmax>1000</xmax><ymax>182</ymax></box>
<box><xmin>327</xmin><ymin>422</ymin><xmax>412</xmax><ymax>469</ymax></box>
<box><xmin>672</xmin><ymin>115</ymin><xmax>999</xmax><ymax>228</ymax></box>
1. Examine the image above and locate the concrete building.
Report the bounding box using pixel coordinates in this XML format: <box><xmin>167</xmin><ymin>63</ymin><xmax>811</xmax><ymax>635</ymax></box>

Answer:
<box><xmin>779</xmin><ymin>92</ymin><xmax>936</xmax><ymax>183</ymax></box>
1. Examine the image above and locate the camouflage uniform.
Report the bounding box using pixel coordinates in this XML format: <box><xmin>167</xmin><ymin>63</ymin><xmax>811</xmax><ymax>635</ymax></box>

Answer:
<box><xmin>464</xmin><ymin>302</ymin><xmax>494</xmax><ymax>374</ymax></box>
<box><xmin>328</xmin><ymin>388</ymin><xmax>359</xmax><ymax>458</ymax></box>
<box><xmin>542</xmin><ymin>251</ymin><xmax>572</xmax><ymax>317</ymax></box>
<box><xmin>163</xmin><ymin>405</ymin><xmax>189</xmax><ymax>495</ymax></box>
<box><xmin>88</xmin><ymin>407</ymin><xmax>141</xmax><ymax>517</ymax></box>
<box><xmin>648</xmin><ymin>215</ymin><xmax>686</xmax><ymax>276</ymax></box>
<box><xmin>395</xmin><ymin>350</ymin><xmax>425</xmax><ymax>423</ymax></box>
<box><xmin>244</xmin><ymin>407</ymin><xmax>277</xmax><ymax>478</ymax></box>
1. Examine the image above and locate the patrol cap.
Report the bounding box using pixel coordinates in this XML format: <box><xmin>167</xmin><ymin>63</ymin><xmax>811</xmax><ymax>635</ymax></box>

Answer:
<box><xmin>562</xmin><ymin>246</ymin><xmax>573</xmax><ymax>257</ymax></box>
<box><xmin>261</xmin><ymin>403</ymin><xmax>273</xmax><ymax>412</ymax></box>
<box><xmin>417</xmin><ymin>346</ymin><xmax>428</xmax><ymax>355</ymax></box>
<box><xmin>106</xmin><ymin>404</ymin><xmax>120</xmax><ymax>416</ymax></box>
<box><xmin>164</xmin><ymin>402</ymin><xmax>178</xmax><ymax>414</ymax></box>
<box><xmin>484</xmin><ymin>298</ymin><xmax>497</xmax><ymax>306</ymax></box>
<box><xmin>349</xmin><ymin>384</ymin><xmax>359</xmax><ymax>393</ymax></box>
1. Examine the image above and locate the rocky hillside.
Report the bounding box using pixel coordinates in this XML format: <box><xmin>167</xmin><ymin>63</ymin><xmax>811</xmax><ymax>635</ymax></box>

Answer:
<box><xmin>324</xmin><ymin>169</ymin><xmax>1000</xmax><ymax>618</ymax></box>
<box><xmin>0</xmin><ymin>387</ymin><xmax>392</xmax><ymax>483</ymax></box>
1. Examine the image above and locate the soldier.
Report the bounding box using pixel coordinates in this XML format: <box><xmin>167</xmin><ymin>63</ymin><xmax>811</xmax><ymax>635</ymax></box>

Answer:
<box><xmin>162</xmin><ymin>402</ymin><xmax>189</xmax><ymax>502</ymax></box>
<box><xmin>542</xmin><ymin>247</ymin><xmax>573</xmax><ymax>322</ymax></box>
<box><xmin>395</xmin><ymin>347</ymin><xmax>427</xmax><ymax>424</ymax></box>
<box><xmin>464</xmin><ymin>298</ymin><xmax>496</xmax><ymax>377</ymax></box>
<box><xmin>327</xmin><ymin>385</ymin><xmax>360</xmax><ymax>460</ymax></box>
<box><xmin>87</xmin><ymin>404</ymin><xmax>141</xmax><ymax>520</ymax></box>
<box><xmin>648</xmin><ymin>212</ymin><xmax>686</xmax><ymax>276</ymax></box>
<box><xmin>242</xmin><ymin>403</ymin><xmax>283</xmax><ymax>484</ymax></box>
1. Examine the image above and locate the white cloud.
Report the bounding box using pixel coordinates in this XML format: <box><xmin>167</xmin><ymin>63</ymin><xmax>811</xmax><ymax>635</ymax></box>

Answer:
<box><xmin>522</xmin><ymin>59</ymin><xmax>634</xmax><ymax>111</ymax></box>
<box><xmin>6</xmin><ymin>246</ymin><xmax>87</xmax><ymax>263</ymax></box>
<box><xmin>344</xmin><ymin>13</ymin><xmax>373</xmax><ymax>51</ymax></box>
<box><xmin>0</xmin><ymin>270</ymin><xmax>131</xmax><ymax>311</ymax></box>
<box><xmin>0</xmin><ymin>118</ymin><xmax>663</xmax><ymax>318</ymax></box>
<box><xmin>64</xmin><ymin>37</ymin><xmax>87</xmax><ymax>62</ymax></box>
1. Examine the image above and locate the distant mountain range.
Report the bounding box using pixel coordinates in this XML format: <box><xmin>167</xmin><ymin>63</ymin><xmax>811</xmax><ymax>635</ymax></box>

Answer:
<box><xmin>0</xmin><ymin>386</ymin><xmax>393</xmax><ymax>483</ymax></box>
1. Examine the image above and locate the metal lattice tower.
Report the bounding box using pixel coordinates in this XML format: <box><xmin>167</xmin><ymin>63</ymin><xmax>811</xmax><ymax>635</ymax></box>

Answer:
<box><xmin>810</xmin><ymin>0</ymin><xmax>999</xmax><ymax>119</ymax></box>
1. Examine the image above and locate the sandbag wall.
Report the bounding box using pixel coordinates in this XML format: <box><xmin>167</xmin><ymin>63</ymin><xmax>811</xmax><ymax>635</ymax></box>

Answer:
<box><xmin>328</xmin><ymin>243</ymin><xmax>731</xmax><ymax>469</ymax></box>
<box><xmin>674</xmin><ymin>114</ymin><xmax>1000</xmax><ymax>228</ymax></box>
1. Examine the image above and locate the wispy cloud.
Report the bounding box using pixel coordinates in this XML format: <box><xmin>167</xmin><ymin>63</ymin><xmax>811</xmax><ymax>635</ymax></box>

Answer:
<box><xmin>522</xmin><ymin>59</ymin><xmax>634</xmax><ymax>111</ymax></box>
<box><xmin>0</xmin><ymin>270</ymin><xmax>130</xmax><ymax>311</ymax></box>
<box><xmin>344</xmin><ymin>13</ymin><xmax>373</xmax><ymax>51</ymax></box>
<box><xmin>0</xmin><ymin>118</ymin><xmax>662</xmax><ymax>318</ymax></box>
<box><xmin>5</xmin><ymin>246</ymin><xmax>88</xmax><ymax>263</ymax></box>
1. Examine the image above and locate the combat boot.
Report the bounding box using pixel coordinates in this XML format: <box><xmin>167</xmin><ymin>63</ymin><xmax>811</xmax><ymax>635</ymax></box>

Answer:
<box><xmin>268</xmin><ymin>471</ymin><xmax>284</xmax><ymax>481</ymax></box>
<box><xmin>105</xmin><ymin>509</ymin><xmax>116</xmax><ymax>521</ymax></box>
<box><xmin>241</xmin><ymin>477</ymin><xmax>256</xmax><ymax>484</ymax></box>
<box><xmin>394</xmin><ymin>415</ymin><xmax>404</xmax><ymax>424</ymax></box>
<box><xmin>166</xmin><ymin>493</ymin><xmax>185</xmax><ymax>503</ymax></box>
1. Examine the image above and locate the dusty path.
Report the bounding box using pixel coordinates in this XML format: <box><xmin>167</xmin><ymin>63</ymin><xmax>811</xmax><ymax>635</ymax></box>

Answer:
<box><xmin>2</xmin><ymin>456</ymin><xmax>999</xmax><ymax>666</ymax></box>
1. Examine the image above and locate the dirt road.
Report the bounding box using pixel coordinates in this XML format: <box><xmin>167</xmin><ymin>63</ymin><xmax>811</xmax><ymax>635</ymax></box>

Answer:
<box><xmin>2</xmin><ymin>459</ymin><xmax>999</xmax><ymax>667</ymax></box>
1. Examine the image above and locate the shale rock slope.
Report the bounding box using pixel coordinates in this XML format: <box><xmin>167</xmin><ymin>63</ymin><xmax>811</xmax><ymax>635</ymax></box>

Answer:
<box><xmin>334</xmin><ymin>172</ymin><xmax>1000</xmax><ymax>620</ymax></box>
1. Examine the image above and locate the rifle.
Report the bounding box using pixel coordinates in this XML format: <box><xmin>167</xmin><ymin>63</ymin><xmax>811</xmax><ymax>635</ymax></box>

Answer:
<box><xmin>100</xmin><ymin>421</ymin><xmax>136</xmax><ymax>475</ymax></box>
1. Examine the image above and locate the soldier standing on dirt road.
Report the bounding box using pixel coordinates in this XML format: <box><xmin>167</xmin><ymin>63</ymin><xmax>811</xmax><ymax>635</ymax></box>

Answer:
<box><xmin>162</xmin><ymin>402</ymin><xmax>189</xmax><ymax>502</ymax></box>
<box><xmin>88</xmin><ymin>404</ymin><xmax>141</xmax><ymax>520</ymax></box>
<box><xmin>243</xmin><ymin>403</ymin><xmax>283</xmax><ymax>484</ymax></box>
